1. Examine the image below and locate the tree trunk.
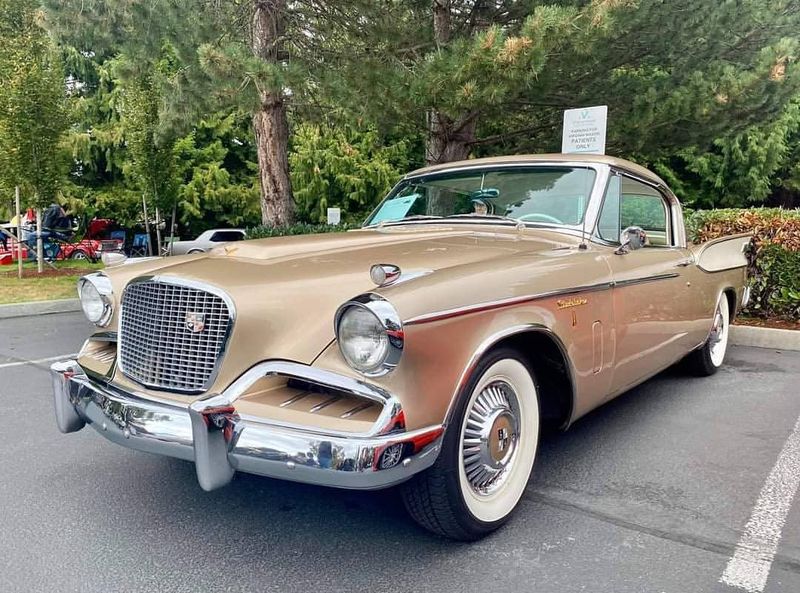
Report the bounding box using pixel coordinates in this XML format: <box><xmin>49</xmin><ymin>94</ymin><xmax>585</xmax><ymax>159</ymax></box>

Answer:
<box><xmin>425</xmin><ymin>110</ymin><xmax>478</xmax><ymax>165</ymax></box>
<box><xmin>432</xmin><ymin>0</ymin><xmax>451</xmax><ymax>46</ymax></box>
<box><xmin>251</xmin><ymin>0</ymin><xmax>294</xmax><ymax>227</ymax></box>
<box><xmin>425</xmin><ymin>0</ymin><xmax>489</xmax><ymax>165</ymax></box>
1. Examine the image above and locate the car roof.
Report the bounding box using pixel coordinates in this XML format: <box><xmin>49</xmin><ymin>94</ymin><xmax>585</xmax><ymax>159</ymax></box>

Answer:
<box><xmin>405</xmin><ymin>153</ymin><xmax>668</xmax><ymax>188</ymax></box>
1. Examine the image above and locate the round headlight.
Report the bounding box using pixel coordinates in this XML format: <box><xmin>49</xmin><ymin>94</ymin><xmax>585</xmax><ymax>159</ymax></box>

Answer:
<box><xmin>335</xmin><ymin>295</ymin><xmax>404</xmax><ymax>376</ymax></box>
<box><xmin>338</xmin><ymin>306</ymin><xmax>390</xmax><ymax>374</ymax></box>
<box><xmin>78</xmin><ymin>275</ymin><xmax>113</xmax><ymax>326</ymax></box>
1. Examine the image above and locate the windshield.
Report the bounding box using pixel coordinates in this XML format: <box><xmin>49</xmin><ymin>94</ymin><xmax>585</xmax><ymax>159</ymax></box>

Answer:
<box><xmin>365</xmin><ymin>166</ymin><xmax>597</xmax><ymax>227</ymax></box>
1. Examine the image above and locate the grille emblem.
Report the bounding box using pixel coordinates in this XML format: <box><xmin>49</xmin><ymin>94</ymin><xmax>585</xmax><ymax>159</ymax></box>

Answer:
<box><xmin>185</xmin><ymin>312</ymin><xmax>206</xmax><ymax>333</ymax></box>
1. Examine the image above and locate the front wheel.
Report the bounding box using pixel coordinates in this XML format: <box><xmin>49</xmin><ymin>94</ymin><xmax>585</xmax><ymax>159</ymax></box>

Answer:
<box><xmin>402</xmin><ymin>348</ymin><xmax>540</xmax><ymax>540</ymax></box>
<box><xmin>685</xmin><ymin>294</ymin><xmax>730</xmax><ymax>376</ymax></box>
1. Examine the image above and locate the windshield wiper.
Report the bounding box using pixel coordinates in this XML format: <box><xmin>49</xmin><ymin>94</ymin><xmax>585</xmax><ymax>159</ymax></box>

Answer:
<box><xmin>372</xmin><ymin>215</ymin><xmax>444</xmax><ymax>226</ymax></box>
<box><xmin>444</xmin><ymin>214</ymin><xmax>522</xmax><ymax>224</ymax></box>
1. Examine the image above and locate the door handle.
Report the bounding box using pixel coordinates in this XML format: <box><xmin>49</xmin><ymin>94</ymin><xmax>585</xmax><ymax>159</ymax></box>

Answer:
<box><xmin>676</xmin><ymin>259</ymin><xmax>693</xmax><ymax>267</ymax></box>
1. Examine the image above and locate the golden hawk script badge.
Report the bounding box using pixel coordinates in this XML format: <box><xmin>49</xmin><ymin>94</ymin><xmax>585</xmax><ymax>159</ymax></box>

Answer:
<box><xmin>556</xmin><ymin>297</ymin><xmax>588</xmax><ymax>310</ymax></box>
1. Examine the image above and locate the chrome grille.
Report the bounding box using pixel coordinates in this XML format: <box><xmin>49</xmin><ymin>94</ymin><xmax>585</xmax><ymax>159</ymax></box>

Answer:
<box><xmin>119</xmin><ymin>279</ymin><xmax>232</xmax><ymax>392</ymax></box>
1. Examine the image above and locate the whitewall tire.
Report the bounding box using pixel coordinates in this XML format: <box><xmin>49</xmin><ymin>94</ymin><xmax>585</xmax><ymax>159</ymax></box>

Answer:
<box><xmin>402</xmin><ymin>348</ymin><xmax>540</xmax><ymax>540</ymax></box>
<box><xmin>686</xmin><ymin>293</ymin><xmax>731</xmax><ymax>376</ymax></box>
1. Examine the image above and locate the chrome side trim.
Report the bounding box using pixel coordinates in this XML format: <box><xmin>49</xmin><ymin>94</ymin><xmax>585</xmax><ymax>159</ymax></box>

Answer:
<box><xmin>404</xmin><ymin>282</ymin><xmax>614</xmax><ymax>325</ymax></box>
<box><xmin>614</xmin><ymin>272</ymin><xmax>680</xmax><ymax>288</ymax></box>
<box><xmin>117</xmin><ymin>275</ymin><xmax>236</xmax><ymax>394</ymax></box>
<box><xmin>405</xmin><ymin>272</ymin><xmax>682</xmax><ymax>326</ymax></box>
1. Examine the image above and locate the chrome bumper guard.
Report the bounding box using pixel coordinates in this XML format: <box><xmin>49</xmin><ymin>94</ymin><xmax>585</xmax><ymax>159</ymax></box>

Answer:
<box><xmin>51</xmin><ymin>360</ymin><xmax>443</xmax><ymax>491</ymax></box>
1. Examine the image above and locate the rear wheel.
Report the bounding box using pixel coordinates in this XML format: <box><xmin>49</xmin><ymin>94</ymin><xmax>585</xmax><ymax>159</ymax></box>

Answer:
<box><xmin>685</xmin><ymin>294</ymin><xmax>730</xmax><ymax>376</ymax></box>
<box><xmin>402</xmin><ymin>348</ymin><xmax>540</xmax><ymax>540</ymax></box>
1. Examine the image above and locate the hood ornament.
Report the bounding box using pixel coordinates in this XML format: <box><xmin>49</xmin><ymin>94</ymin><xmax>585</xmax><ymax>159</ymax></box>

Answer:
<box><xmin>370</xmin><ymin>264</ymin><xmax>401</xmax><ymax>287</ymax></box>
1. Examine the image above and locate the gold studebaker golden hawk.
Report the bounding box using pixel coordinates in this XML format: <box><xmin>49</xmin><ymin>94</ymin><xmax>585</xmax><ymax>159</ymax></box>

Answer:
<box><xmin>52</xmin><ymin>154</ymin><xmax>751</xmax><ymax>540</ymax></box>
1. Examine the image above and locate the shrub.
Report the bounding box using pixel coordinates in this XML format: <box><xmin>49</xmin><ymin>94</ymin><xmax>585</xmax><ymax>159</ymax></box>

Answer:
<box><xmin>686</xmin><ymin>208</ymin><xmax>800</xmax><ymax>251</ymax></box>
<box><xmin>289</xmin><ymin>123</ymin><xmax>411</xmax><ymax>224</ymax></box>
<box><xmin>686</xmin><ymin>208</ymin><xmax>800</xmax><ymax>320</ymax></box>
<box><xmin>246</xmin><ymin>222</ymin><xmax>354</xmax><ymax>239</ymax></box>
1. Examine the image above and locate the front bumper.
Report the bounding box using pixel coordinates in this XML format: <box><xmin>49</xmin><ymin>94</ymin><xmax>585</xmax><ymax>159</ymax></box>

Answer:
<box><xmin>51</xmin><ymin>360</ymin><xmax>443</xmax><ymax>491</ymax></box>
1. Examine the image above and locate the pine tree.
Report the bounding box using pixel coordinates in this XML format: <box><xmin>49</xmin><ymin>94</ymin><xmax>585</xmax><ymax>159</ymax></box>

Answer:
<box><xmin>302</xmin><ymin>1</ymin><xmax>800</xmax><ymax>167</ymax></box>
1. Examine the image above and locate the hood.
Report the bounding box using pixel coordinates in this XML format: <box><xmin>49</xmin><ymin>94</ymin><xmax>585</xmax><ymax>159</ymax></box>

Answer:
<box><xmin>104</xmin><ymin>225</ymin><xmax>589</xmax><ymax>392</ymax></box>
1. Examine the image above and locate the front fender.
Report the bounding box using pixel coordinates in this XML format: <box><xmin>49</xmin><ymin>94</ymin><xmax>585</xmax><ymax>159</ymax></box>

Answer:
<box><xmin>312</xmin><ymin>290</ymin><xmax>612</xmax><ymax>432</ymax></box>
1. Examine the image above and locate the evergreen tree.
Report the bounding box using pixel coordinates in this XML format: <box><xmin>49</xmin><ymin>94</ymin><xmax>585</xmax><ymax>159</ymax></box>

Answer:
<box><xmin>121</xmin><ymin>68</ymin><xmax>178</xmax><ymax>221</ymax></box>
<box><xmin>305</xmin><ymin>1</ymin><xmax>800</xmax><ymax>167</ymax></box>
<box><xmin>173</xmin><ymin>113</ymin><xmax>261</xmax><ymax>235</ymax></box>
<box><xmin>659</xmin><ymin>99</ymin><xmax>800</xmax><ymax>208</ymax></box>
<box><xmin>0</xmin><ymin>0</ymin><xmax>68</xmax><ymax>207</ymax></box>
<box><xmin>45</xmin><ymin>0</ymin><xmax>298</xmax><ymax>226</ymax></box>
<box><xmin>289</xmin><ymin>122</ymin><xmax>412</xmax><ymax>223</ymax></box>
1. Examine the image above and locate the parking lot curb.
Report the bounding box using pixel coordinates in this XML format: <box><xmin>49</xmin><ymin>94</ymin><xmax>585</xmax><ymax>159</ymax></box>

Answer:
<box><xmin>730</xmin><ymin>325</ymin><xmax>800</xmax><ymax>351</ymax></box>
<box><xmin>0</xmin><ymin>298</ymin><xmax>81</xmax><ymax>320</ymax></box>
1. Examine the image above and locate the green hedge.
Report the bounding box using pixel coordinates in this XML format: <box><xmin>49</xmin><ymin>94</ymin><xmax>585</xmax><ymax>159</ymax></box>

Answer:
<box><xmin>246</xmin><ymin>222</ymin><xmax>355</xmax><ymax>239</ymax></box>
<box><xmin>686</xmin><ymin>208</ymin><xmax>800</xmax><ymax>320</ymax></box>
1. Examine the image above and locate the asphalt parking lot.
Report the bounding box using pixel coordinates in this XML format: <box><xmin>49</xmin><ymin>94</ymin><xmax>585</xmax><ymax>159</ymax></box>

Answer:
<box><xmin>1</xmin><ymin>311</ymin><xmax>798</xmax><ymax>593</ymax></box>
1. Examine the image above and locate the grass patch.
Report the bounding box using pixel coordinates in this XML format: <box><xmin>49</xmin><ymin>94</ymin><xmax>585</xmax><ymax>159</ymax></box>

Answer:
<box><xmin>0</xmin><ymin>260</ymin><xmax>103</xmax><ymax>305</ymax></box>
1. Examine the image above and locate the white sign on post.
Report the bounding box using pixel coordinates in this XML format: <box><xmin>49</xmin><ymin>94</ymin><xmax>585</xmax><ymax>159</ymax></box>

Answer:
<box><xmin>327</xmin><ymin>207</ymin><xmax>341</xmax><ymax>225</ymax></box>
<box><xmin>562</xmin><ymin>105</ymin><xmax>608</xmax><ymax>155</ymax></box>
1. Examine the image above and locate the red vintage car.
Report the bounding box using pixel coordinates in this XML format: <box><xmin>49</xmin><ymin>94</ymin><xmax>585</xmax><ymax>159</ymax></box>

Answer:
<box><xmin>0</xmin><ymin>218</ymin><xmax>123</xmax><ymax>264</ymax></box>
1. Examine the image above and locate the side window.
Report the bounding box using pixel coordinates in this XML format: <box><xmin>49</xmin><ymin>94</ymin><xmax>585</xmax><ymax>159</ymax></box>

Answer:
<box><xmin>597</xmin><ymin>174</ymin><xmax>671</xmax><ymax>247</ymax></box>
<box><xmin>210</xmin><ymin>231</ymin><xmax>244</xmax><ymax>242</ymax></box>
<box><xmin>597</xmin><ymin>174</ymin><xmax>621</xmax><ymax>242</ymax></box>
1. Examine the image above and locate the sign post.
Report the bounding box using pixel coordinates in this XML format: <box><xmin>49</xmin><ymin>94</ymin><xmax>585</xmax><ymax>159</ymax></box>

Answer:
<box><xmin>562</xmin><ymin>105</ymin><xmax>608</xmax><ymax>155</ymax></box>
<box><xmin>15</xmin><ymin>187</ymin><xmax>22</xmax><ymax>279</ymax></box>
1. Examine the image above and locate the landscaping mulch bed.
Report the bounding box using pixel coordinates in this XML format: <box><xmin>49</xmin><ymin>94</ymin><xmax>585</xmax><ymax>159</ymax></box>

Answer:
<box><xmin>734</xmin><ymin>317</ymin><xmax>800</xmax><ymax>331</ymax></box>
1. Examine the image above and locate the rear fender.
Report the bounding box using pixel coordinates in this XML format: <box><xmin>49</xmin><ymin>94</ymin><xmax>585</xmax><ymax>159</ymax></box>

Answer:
<box><xmin>691</xmin><ymin>233</ymin><xmax>752</xmax><ymax>273</ymax></box>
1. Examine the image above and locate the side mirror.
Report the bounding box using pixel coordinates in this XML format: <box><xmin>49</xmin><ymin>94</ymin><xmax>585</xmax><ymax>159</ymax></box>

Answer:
<box><xmin>615</xmin><ymin>226</ymin><xmax>647</xmax><ymax>254</ymax></box>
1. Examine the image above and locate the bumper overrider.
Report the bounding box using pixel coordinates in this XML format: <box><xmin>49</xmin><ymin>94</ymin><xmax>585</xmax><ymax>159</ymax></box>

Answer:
<box><xmin>50</xmin><ymin>360</ymin><xmax>444</xmax><ymax>491</ymax></box>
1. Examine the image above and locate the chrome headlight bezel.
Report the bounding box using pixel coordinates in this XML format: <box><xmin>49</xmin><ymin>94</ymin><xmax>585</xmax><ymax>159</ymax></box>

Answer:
<box><xmin>77</xmin><ymin>272</ymin><xmax>114</xmax><ymax>327</ymax></box>
<box><xmin>334</xmin><ymin>294</ymin><xmax>404</xmax><ymax>377</ymax></box>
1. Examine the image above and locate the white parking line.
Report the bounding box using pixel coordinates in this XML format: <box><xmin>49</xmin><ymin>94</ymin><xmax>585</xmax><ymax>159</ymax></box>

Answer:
<box><xmin>0</xmin><ymin>353</ymin><xmax>77</xmax><ymax>370</ymax></box>
<box><xmin>720</xmin><ymin>414</ymin><xmax>800</xmax><ymax>593</ymax></box>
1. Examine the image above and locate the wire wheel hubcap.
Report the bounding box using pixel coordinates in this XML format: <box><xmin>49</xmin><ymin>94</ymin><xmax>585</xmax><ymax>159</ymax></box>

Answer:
<box><xmin>461</xmin><ymin>380</ymin><xmax>520</xmax><ymax>496</ymax></box>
